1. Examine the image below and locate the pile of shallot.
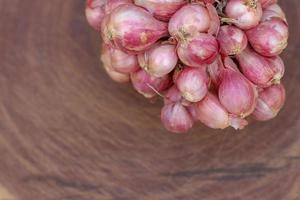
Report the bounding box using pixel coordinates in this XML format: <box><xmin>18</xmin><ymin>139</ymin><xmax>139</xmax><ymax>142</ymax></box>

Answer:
<box><xmin>86</xmin><ymin>0</ymin><xmax>288</xmax><ymax>133</ymax></box>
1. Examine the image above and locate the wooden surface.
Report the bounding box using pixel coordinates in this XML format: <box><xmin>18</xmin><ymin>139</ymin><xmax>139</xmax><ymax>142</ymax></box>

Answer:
<box><xmin>0</xmin><ymin>0</ymin><xmax>300</xmax><ymax>199</ymax></box>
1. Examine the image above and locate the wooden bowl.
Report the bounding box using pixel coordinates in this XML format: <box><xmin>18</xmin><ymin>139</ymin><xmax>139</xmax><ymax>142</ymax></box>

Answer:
<box><xmin>0</xmin><ymin>0</ymin><xmax>299</xmax><ymax>199</ymax></box>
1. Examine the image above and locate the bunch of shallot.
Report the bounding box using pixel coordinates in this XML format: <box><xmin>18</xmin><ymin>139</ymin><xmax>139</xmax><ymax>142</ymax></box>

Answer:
<box><xmin>86</xmin><ymin>0</ymin><xmax>288</xmax><ymax>133</ymax></box>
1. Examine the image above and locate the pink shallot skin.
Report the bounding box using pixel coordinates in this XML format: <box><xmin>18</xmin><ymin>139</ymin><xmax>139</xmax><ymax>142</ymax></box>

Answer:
<box><xmin>175</xmin><ymin>66</ymin><xmax>210</xmax><ymax>103</ymax></box>
<box><xmin>217</xmin><ymin>25</ymin><xmax>248</xmax><ymax>56</ymax></box>
<box><xmin>236</xmin><ymin>47</ymin><xmax>283</xmax><ymax>88</ymax></box>
<box><xmin>253</xmin><ymin>83</ymin><xmax>286</xmax><ymax>121</ymax></box>
<box><xmin>225</xmin><ymin>0</ymin><xmax>263</xmax><ymax>30</ymax></box>
<box><xmin>246</xmin><ymin>18</ymin><xmax>288</xmax><ymax>57</ymax></box>
<box><xmin>168</xmin><ymin>4</ymin><xmax>211</xmax><ymax>40</ymax></box>
<box><xmin>102</xmin><ymin>4</ymin><xmax>168</xmax><ymax>54</ymax></box>
<box><xmin>261</xmin><ymin>3</ymin><xmax>287</xmax><ymax>23</ymax></box>
<box><xmin>85</xmin><ymin>0</ymin><xmax>107</xmax><ymax>31</ymax></box>
<box><xmin>193</xmin><ymin>92</ymin><xmax>248</xmax><ymax>129</ymax></box>
<box><xmin>259</xmin><ymin>0</ymin><xmax>277</xmax><ymax>8</ymax></box>
<box><xmin>100</xmin><ymin>44</ymin><xmax>130</xmax><ymax>83</ymax></box>
<box><xmin>107</xmin><ymin>45</ymin><xmax>140</xmax><ymax>73</ymax></box>
<box><xmin>134</xmin><ymin>0</ymin><xmax>187</xmax><ymax>22</ymax></box>
<box><xmin>161</xmin><ymin>102</ymin><xmax>194</xmax><ymax>133</ymax></box>
<box><xmin>219</xmin><ymin>67</ymin><xmax>258</xmax><ymax>118</ymax></box>
<box><xmin>138</xmin><ymin>43</ymin><xmax>178</xmax><ymax>78</ymax></box>
<box><xmin>177</xmin><ymin>33</ymin><xmax>219</xmax><ymax>67</ymax></box>
<box><xmin>105</xmin><ymin>0</ymin><xmax>133</xmax><ymax>13</ymax></box>
<box><xmin>130</xmin><ymin>69</ymin><xmax>171</xmax><ymax>98</ymax></box>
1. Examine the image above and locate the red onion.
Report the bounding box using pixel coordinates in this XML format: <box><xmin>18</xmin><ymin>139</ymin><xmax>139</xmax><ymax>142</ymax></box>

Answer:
<box><xmin>193</xmin><ymin>92</ymin><xmax>248</xmax><ymax>129</ymax></box>
<box><xmin>107</xmin><ymin>45</ymin><xmax>140</xmax><ymax>73</ymax></box>
<box><xmin>134</xmin><ymin>0</ymin><xmax>187</xmax><ymax>22</ymax></box>
<box><xmin>131</xmin><ymin>69</ymin><xmax>171</xmax><ymax>98</ymax></box>
<box><xmin>219</xmin><ymin>67</ymin><xmax>257</xmax><ymax>118</ymax></box>
<box><xmin>168</xmin><ymin>4</ymin><xmax>211</xmax><ymax>40</ymax></box>
<box><xmin>217</xmin><ymin>25</ymin><xmax>248</xmax><ymax>56</ymax></box>
<box><xmin>105</xmin><ymin>0</ymin><xmax>132</xmax><ymax>14</ymax></box>
<box><xmin>102</xmin><ymin>4</ymin><xmax>168</xmax><ymax>54</ymax></box>
<box><xmin>101</xmin><ymin>44</ymin><xmax>130</xmax><ymax>83</ymax></box>
<box><xmin>225</xmin><ymin>0</ymin><xmax>263</xmax><ymax>30</ymax></box>
<box><xmin>138</xmin><ymin>43</ymin><xmax>178</xmax><ymax>77</ymax></box>
<box><xmin>236</xmin><ymin>47</ymin><xmax>282</xmax><ymax>87</ymax></box>
<box><xmin>207</xmin><ymin>55</ymin><xmax>224</xmax><ymax>88</ymax></box>
<box><xmin>260</xmin><ymin>0</ymin><xmax>277</xmax><ymax>8</ymax></box>
<box><xmin>85</xmin><ymin>0</ymin><xmax>106</xmax><ymax>31</ymax></box>
<box><xmin>161</xmin><ymin>103</ymin><xmax>193</xmax><ymax>133</ymax></box>
<box><xmin>206</xmin><ymin>3</ymin><xmax>220</xmax><ymax>36</ymax></box>
<box><xmin>177</xmin><ymin>33</ymin><xmax>219</xmax><ymax>67</ymax></box>
<box><xmin>253</xmin><ymin>83</ymin><xmax>286</xmax><ymax>121</ymax></box>
<box><xmin>261</xmin><ymin>4</ymin><xmax>287</xmax><ymax>23</ymax></box>
<box><xmin>175</xmin><ymin>66</ymin><xmax>209</xmax><ymax>102</ymax></box>
<box><xmin>164</xmin><ymin>85</ymin><xmax>190</xmax><ymax>106</ymax></box>
<box><xmin>266</xmin><ymin>55</ymin><xmax>285</xmax><ymax>83</ymax></box>
<box><xmin>246</xmin><ymin>18</ymin><xmax>288</xmax><ymax>57</ymax></box>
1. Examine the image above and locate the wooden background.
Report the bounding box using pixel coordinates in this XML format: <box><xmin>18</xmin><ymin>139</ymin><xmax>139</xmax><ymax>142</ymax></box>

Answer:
<box><xmin>0</xmin><ymin>0</ymin><xmax>300</xmax><ymax>199</ymax></box>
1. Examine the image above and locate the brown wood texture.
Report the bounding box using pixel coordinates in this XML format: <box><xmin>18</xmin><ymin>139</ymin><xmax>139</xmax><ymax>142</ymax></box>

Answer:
<box><xmin>0</xmin><ymin>0</ymin><xmax>300</xmax><ymax>199</ymax></box>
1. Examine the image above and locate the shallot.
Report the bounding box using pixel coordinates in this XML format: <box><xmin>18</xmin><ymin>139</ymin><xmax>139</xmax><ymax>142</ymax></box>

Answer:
<box><xmin>168</xmin><ymin>4</ymin><xmax>211</xmax><ymax>40</ymax></box>
<box><xmin>217</xmin><ymin>25</ymin><xmax>248</xmax><ymax>56</ymax></box>
<box><xmin>253</xmin><ymin>83</ymin><xmax>286</xmax><ymax>121</ymax></box>
<box><xmin>236</xmin><ymin>47</ymin><xmax>283</xmax><ymax>87</ymax></box>
<box><xmin>107</xmin><ymin>45</ymin><xmax>140</xmax><ymax>73</ymax></box>
<box><xmin>138</xmin><ymin>43</ymin><xmax>178</xmax><ymax>77</ymax></box>
<box><xmin>85</xmin><ymin>0</ymin><xmax>106</xmax><ymax>31</ymax></box>
<box><xmin>100</xmin><ymin>44</ymin><xmax>130</xmax><ymax>83</ymax></box>
<box><xmin>219</xmin><ymin>66</ymin><xmax>257</xmax><ymax>118</ymax></box>
<box><xmin>246</xmin><ymin>18</ymin><xmax>288</xmax><ymax>57</ymax></box>
<box><xmin>161</xmin><ymin>102</ymin><xmax>193</xmax><ymax>133</ymax></box>
<box><xmin>102</xmin><ymin>4</ymin><xmax>168</xmax><ymax>54</ymax></box>
<box><xmin>131</xmin><ymin>69</ymin><xmax>171</xmax><ymax>98</ymax></box>
<box><xmin>225</xmin><ymin>0</ymin><xmax>263</xmax><ymax>30</ymax></box>
<box><xmin>134</xmin><ymin>0</ymin><xmax>187</xmax><ymax>21</ymax></box>
<box><xmin>177</xmin><ymin>33</ymin><xmax>219</xmax><ymax>67</ymax></box>
<box><xmin>193</xmin><ymin>92</ymin><xmax>248</xmax><ymax>129</ymax></box>
<box><xmin>87</xmin><ymin>0</ymin><xmax>289</xmax><ymax>133</ymax></box>
<box><xmin>175</xmin><ymin>66</ymin><xmax>209</xmax><ymax>102</ymax></box>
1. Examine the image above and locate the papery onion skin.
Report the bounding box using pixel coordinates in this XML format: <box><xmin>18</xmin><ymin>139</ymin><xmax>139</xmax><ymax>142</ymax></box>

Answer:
<box><xmin>193</xmin><ymin>92</ymin><xmax>248</xmax><ymax>129</ymax></box>
<box><xmin>260</xmin><ymin>0</ymin><xmax>277</xmax><ymax>8</ymax></box>
<box><xmin>261</xmin><ymin>3</ymin><xmax>287</xmax><ymax>23</ymax></box>
<box><xmin>100</xmin><ymin>44</ymin><xmax>130</xmax><ymax>83</ymax></box>
<box><xmin>225</xmin><ymin>0</ymin><xmax>263</xmax><ymax>30</ymax></box>
<box><xmin>219</xmin><ymin>67</ymin><xmax>257</xmax><ymax>118</ymax></box>
<box><xmin>177</xmin><ymin>33</ymin><xmax>219</xmax><ymax>67</ymax></box>
<box><xmin>102</xmin><ymin>4</ymin><xmax>168</xmax><ymax>54</ymax></box>
<box><xmin>108</xmin><ymin>45</ymin><xmax>140</xmax><ymax>73</ymax></box>
<box><xmin>175</xmin><ymin>66</ymin><xmax>209</xmax><ymax>102</ymax></box>
<box><xmin>134</xmin><ymin>0</ymin><xmax>187</xmax><ymax>22</ymax></box>
<box><xmin>206</xmin><ymin>3</ymin><xmax>220</xmax><ymax>36</ymax></box>
<box><xmin>168</xmin><ymin>4</ymin><xmax>210</xmax><ymax>40</ymax></box>
<box><xmin>131</xmin><ymin>69</ymin><xmax>171</xmax><ymax>98</ymax></box>
<box><xmin>246</xmin><ymin>18</ymin><xmax>288</xmax><ymax>57</ymax></box>
<box><xmin>105</xmin><ymin>0</ymin><xmax>133</xmax><ymax>14</ymax></box>
<box><xmin>85</xmin><ymin>0</ymin><xmax>106</xmax><ymax>31</ymax></box>
<box><xmin>217</xmin><ymin>25</ymin><xmax>248</xmax><ymax>56</ymax></box>
<box><xmin>266</xmin><ymin>55</ymin><xmax>285</xmax><ymax>83</ymax></box>
<box><xmin>236</xmin><ymin>47</ymin><xmax>279</xmax><ymax>88</ymax></box>
<box><xmin>161</xmin><ymin>103</ymin><xmax>194</xmax><ymax>133</ymax></box>
<box><xmin>164</xmin><ymin>85</ymin><xmax>191</xmax><ymax>106</ymax></box>
<box><xmin>138</xmin><ymin>43</ymin><xmax>178</xmax><ymax>77</ymax></box>
<box><xmin>253</xmin><ymin>83</ymin><xmax>286</xmax><ymax>121</ymax></box>
<box><xmin>194</xmin><ymin>92</ymin><xmax>230</xmax><ymax>129</ymax></box>
<box><xmin>207</xmin><ymin>55</ymin><xmax>224</xmax><ymax>88</ymax></box>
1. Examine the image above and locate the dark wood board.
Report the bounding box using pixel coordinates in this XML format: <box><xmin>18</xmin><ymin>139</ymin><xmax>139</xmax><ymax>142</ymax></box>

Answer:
<box><xmin>0</xmin><ymin>0</ymin><xmax>300</xmax><ymax>199</ymax></box>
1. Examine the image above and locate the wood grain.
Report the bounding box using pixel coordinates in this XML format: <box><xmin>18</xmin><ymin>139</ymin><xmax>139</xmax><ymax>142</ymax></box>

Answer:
<box><xmin>0</xmin><ymin>0</ymin><xmax>300</xmax><ymax>199</ymax></box>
